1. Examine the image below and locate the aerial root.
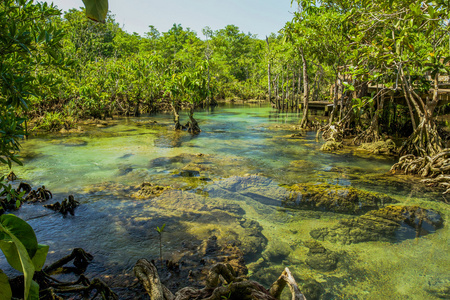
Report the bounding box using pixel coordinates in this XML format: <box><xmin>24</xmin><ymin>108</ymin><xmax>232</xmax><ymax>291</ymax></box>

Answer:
<box><xmin>391</xmin><ymin>149</ymin><xmax>450</xmax><ymax>194</ymax></box>
<box><xmin>352</xmin><ymin>125</ymin><xmax>381</xmax><ymax>145</ymax></box>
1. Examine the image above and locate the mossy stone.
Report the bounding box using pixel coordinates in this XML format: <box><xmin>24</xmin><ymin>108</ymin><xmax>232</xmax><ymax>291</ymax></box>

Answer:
<box><xmin>310</xmin><ymin>205</ymin><xmax>444</xmax><ymax>244</ymax></box>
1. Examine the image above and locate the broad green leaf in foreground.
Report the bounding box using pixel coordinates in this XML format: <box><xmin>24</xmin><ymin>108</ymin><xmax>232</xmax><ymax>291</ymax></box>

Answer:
<box><xmin>82</xmin><ymin>0</ymin><xmax>108</xmax><ymax>23</ymax></box>
<box><xmin>0</xmin><ymin>214</ymin><xmax>40</xmax><ymax>299</ymax></box>
<box><xmin>0</xmin><ymin>270</ymin><xmax>12</xmax><ymax>300</ymax></box>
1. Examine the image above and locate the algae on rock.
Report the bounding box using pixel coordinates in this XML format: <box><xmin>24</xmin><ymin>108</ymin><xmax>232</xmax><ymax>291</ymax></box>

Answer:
<box><xmin>283</xmin><ymin>182</ymin><xmax>396</xmax><ymax>214</ymax></box>
<box><xmin>310</xmin><ymin>205</ymin><xmax>444</xmax><ymax>244</ymax></box>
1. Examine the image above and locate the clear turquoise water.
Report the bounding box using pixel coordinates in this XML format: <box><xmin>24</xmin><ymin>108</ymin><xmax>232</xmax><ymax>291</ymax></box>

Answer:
<box><xmin>2</xmin><ymin>103</ymin><xmax>449</xmax><ymax>299</ymax></box>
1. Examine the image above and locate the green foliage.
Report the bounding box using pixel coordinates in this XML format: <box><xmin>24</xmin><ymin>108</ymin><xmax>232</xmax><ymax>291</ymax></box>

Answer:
<box><xmin>34</xmin><ymin>112</ymin><xmax>75</xmax><ymax>132</ymax></box>
<box><xmin>0</xmin><ymin>176</ymin><xmax>26</xmax><ymax>213</ymax></box>
<box><xmin>0</xmin><ymin>0</ymin><xmax>65</xmax><ymax>166</ymax></box>
<box><xmin>0</xmin><ymin>2</ymin><xmax>61</xmax><ymax>296</ymax></box>
<box><xmin>156</xmin><ymin>223</ymin><xmax>166</xmax><ymax>234</ymax></box>
<box><xmin>0</xmin><ymin>269</ymin><xmax>12</xmax><ymax>299</ymax></box>
<box><xmin>0</xmin><ymin>214</ymin><xmax>49</xmax><ymax>299</ymax></box>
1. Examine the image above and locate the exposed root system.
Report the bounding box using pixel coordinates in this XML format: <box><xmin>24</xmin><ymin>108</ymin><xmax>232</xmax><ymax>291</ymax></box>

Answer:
<box><xmin>134</xmin><ymin>259</ymin><xmax>306</xmax><ymax>300</ymax></box>
<box><xmin>9</xmin><ymin>248</ymin><xmax>118</xmax><ymax>300</ymax></box>
<box><xmin>353</xmin><ymin>126</ymin><xmax>381</xmax><ymax>145</ymax></box>
<box><xmin>25</xmin><ymin>185</ymin><xmax>53</xmax><ymax>202</ymax></box>
<box><xmin>316</xmin><ymin>123</ymin><xmax>344</xmax><ymax>142</ymax></box>
<box><xmin>391</xmin><ymin>149</ymin><xmax>450</xmax><ymax>194</ymax></box>
<box><xmin>398</xmin><ymin>119</ymin><xmax>443</xmax><ymax>157</ymax></box>
<box><xmin>44</xmin><ymin>195</ymin><xmax>79</xmax><ymax>215</ymax></box>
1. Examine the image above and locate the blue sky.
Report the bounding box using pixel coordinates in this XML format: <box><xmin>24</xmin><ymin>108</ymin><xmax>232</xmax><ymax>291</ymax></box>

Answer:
<box><xmin>50</xmin><ymin>0</ymin><xmax>296</xmax><ymax>38</ymax></box>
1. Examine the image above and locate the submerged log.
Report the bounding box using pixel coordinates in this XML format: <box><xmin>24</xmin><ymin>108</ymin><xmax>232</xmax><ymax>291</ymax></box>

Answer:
<box><xmin>134</xmin><ymin>259</ymin><xmax>307</xmax><ymax>300</ymax></box>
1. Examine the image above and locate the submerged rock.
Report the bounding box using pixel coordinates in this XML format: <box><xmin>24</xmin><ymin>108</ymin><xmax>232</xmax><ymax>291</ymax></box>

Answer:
<box><xmin>150</xmin><ymin>189</ymin><xmax>267</xmax><ymax>258</ymax></box>
<box><xmin>288</xmin><ymin>160</ymin><xmax>318</xmax><ymax>170</ymax></box>
<box><xmin>149</xmin><ymin>154</ymin><xmax>195</xmax><ymax>168</ymax></box>
<box><xmin>117</xmin><ymin>165</ymin><xmax>133</xmax><ymax>176</ymax></box>
<box><xmin>261</xmin><ymin>241</ymin><xmax>292</xmax><ymax>263</ymax></box>
<box><xmin>60</xmin><ymin>138</ymin><xmax>88</xmax><ymax>147</ymax></box>
<box><xmin>300</xmin><ymin>279</ymin><xmax>325</xmax><ymax>300</ymax></box>
<box><xmin>426</xmin><ymin>277</ymin><xmax>450</xmax><ymax>299</ymax></box>
<box><xmin>132</xmin><ymin>182</ymin><xmax>171</xmax><ymax>199</ymax></box>
<box><xmin>179</xmin><ymin>169</ymin><xmax>200</xmax><ymax>177</ymax></box>
<box><xmin>283</xmin><ymin>183</ymin><xmax>396</xmax><ymax>214</ymax></box>
<box><xmin>304</xmin><ymin>240</ymin><xmax>339</xmax><ymax>272</ymax></box>
<box><xmin>310</xmin><ymin>205</ymin><xmax>444</xmax><ymax>244</ymax></box>
<box><xmin>214</xmin><ymin>175</ymin><xmax>290</xmax><ymax>206</ymax></box>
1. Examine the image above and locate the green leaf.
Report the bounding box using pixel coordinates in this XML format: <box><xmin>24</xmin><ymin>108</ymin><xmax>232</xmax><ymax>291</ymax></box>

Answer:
<box><xmin>29</xmin><ymin>280</ymin><xmax>40</xmax><ymax>300</ymax></box>
<box><xmin>31</xmin><ymin>244</ymin><xmax>49</xmax><ymax>271</ymax></box>
<box><xmin>0</xmin><ymin>216</ymin><xmax>36</xmax><ymax>300</ymax></box>
<box><xmin>0</xmin><ymin>214</ymin><xmax>38</xmax><ymax>259</ymax></box>
<box><xmin>0</xmin><ymin>269</ymin><xmax>12</xmax><ymax>300</ymax></box>
<box><xmin>82</xmin><ymin>0</ymin><xmax>109</xmax><ymax>23</ymax></box>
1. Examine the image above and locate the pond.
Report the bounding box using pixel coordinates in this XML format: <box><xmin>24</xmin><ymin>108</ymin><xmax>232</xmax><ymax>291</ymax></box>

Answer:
<box><xmin>2</xmin><ymin>103</ymin><xmax>449</xmax><ymax>299</ymax></box>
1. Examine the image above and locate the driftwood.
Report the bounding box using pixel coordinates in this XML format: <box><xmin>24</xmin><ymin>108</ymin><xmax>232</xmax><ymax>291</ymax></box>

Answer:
<box><xmin>134</xmin><ymin>259</ymin><xmax>307</xmax><ymax>300</ymax></box>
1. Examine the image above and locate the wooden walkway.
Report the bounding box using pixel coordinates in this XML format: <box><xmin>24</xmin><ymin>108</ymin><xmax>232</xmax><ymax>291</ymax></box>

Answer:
<box><xmin>300</xmin><ymin>78</ymin><xmax>450</xmax><ymax>115</ymax></box>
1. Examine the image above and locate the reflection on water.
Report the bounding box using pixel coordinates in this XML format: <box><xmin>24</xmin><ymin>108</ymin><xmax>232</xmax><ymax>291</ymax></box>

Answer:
<box><xmin>2</xmin><ymin>103</ymin><xmax>449</xmax><ymax>299</ymax></box>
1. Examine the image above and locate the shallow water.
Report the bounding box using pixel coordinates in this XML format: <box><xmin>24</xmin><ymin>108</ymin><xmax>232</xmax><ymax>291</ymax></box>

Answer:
<box><xmin>2</xmin><ymin>103</ymin><xmax>449</xmax><ymax>299</ymax></box>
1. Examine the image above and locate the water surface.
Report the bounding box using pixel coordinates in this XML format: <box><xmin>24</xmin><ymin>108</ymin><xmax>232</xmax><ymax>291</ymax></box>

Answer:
<box><xmin>2</xmin><ymin>103</ymin><xmax>449</xmax><ymax>299</ymax></box>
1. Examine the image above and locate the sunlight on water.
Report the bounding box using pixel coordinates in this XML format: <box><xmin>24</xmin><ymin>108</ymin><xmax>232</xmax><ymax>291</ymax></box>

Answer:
<box><xmin>2</xmin><ymin>103</ymin><xmax>449</xmax><ymax>299</ymax></box>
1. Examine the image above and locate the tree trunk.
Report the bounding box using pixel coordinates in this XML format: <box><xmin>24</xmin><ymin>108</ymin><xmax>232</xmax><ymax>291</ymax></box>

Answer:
<box><xmin>329</xmin><ymin>70</ymin><xmax>340</xmax><ymax>125</ymax></box>
<box><xmin>299</xmin><ymin>47</ymin><xmax>310</xmax><ymax>128</ymax></box>
<box><xmin>170</xmin><ymin>102</ymin><xmax>182</xmax><ymax>130</ymax></box>
<box><xmin>292</xmin><ymin>67</ymin><xmax>296</xmax><ymax>110</ymax></box>
<box><xmin>187</xmin><ymin>104</ymin><xmax>201</xmax><ymax>135</ymax></box>
<box><xmin>297</xmin><ymin>65</ymin><xmax>301</xmax><ymax>113</ymax></box>
<box><xmin>276</xmin><ymin>75</ymin><xmax>280</xmax><ymax>110</ymax></box>
<box><xmin>268</xmin><ymin>62</ymin><xmax>273</xmax><ymax>105</ymax></box>
<box><xmin>399</xmin><ymin>71</ymin><xmax>443</xmax><ymax>156</ymax></box>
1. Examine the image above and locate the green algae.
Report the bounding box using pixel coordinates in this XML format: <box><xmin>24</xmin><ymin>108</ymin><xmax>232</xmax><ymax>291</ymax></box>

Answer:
<box><xmin>284</xmin><ymin>182</ymin><xmax>396</xmax><ymax>214</ymax></box>
<box><xmin>310</xmin><ymin>205</ymin><xmax>444</xmax><ymax>244</ymax></box>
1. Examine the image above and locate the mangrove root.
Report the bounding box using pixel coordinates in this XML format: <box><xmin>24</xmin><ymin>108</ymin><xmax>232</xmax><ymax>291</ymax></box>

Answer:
<box><xmin>353</xmin><ymin>125</ymin><xmax>381</xmax><ymax>146</ymax></box>
<box><xmin>44</xmin><ymin>247</ymin><xmax>93</xmax><ymax>275</ymax></box>
<box><xmin>42</xmin><ymin>277</ymin><xmax>118</xmax><ymax>300</ymax></box>
<box><xmin>391</xmin><ymin>149</ymin><xmax>450</xmax><ymax>194</ymax></box>
<box><xmin>7</xmin><ymin>171</ymin><xmax>17</xmax><ymax>181</ymax></box>
<box><xmin>10</xmin><ymin>248</ymin><xmax>118</xmax><ymax>299</ymax></box>
<box><xmin>134</xmin><ymin>259</ymin><xmax>307</xmax><ymax>300</ymax></box>
<box><xmin>25</xmin><ymin>185</ymin><xmax>53</xmax><ymax>202</ymax></box>
<box><xmin>316</xmin><ymin>123</ymin><xmax>344</xmax><ymax>143</ymax></box>
<box><xmin>398</xmin><ymin>118</ymin><xmax>443</xmax><ymax>157</ymax></box>
<box><xmin>44</xmin><ymin>194</ymin><xmax>79</xmax><ymax>215</ymax></box>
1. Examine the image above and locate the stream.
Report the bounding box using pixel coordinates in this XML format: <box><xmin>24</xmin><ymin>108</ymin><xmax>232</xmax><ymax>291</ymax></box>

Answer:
<box><xmin>1</xmin><ymin>103</ymin><xmax>449</xmax><ymax>299</ymax></box>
